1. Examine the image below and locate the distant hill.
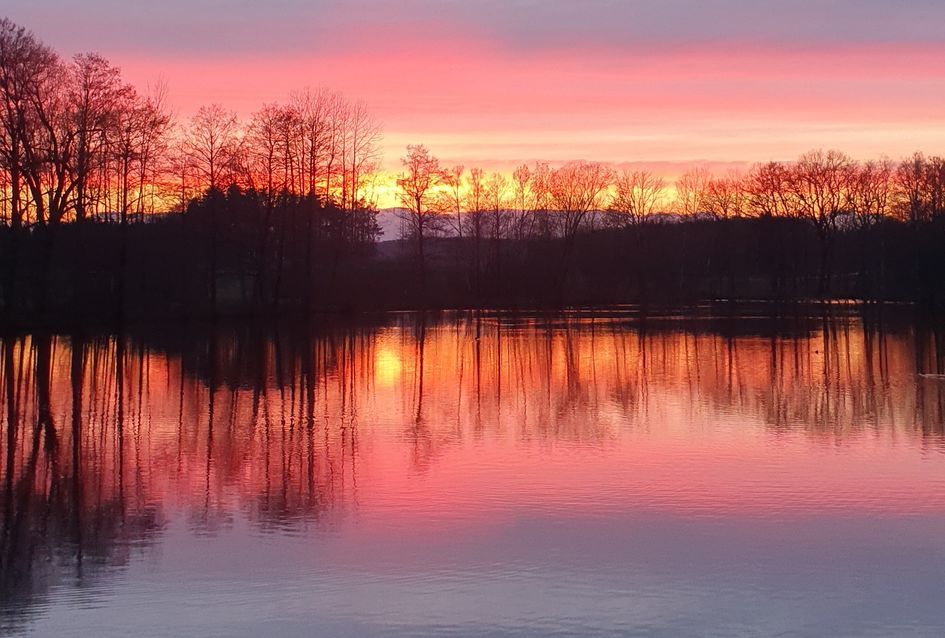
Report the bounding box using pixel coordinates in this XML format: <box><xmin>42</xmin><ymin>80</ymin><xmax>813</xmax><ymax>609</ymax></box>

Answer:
<box><xmin>375</xmin><ymin>208</ymin><xmax>461</xmax><ymax>240</ymax></box>
<box><xmin>373</xmin><ymin>209</ymin><xmax>689</xmax><ymax>242</ymax></box>
<box><xmin>376</xmin><ymin>209</ymin><xmax>407</xmax><ymax>240</ymax></box>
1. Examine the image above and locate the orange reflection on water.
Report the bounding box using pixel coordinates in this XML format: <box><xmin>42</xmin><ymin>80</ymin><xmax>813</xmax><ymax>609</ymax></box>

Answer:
<box><xmin>2</xmin><ymin>312</ymin><xmax>945</xmax><ymax>612</ymax></box>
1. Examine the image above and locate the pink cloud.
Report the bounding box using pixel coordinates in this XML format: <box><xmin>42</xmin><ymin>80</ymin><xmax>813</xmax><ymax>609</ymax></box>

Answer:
<box><xmin>105</xmin><ymin>28</ymin><xmax>945</xmax><ymax>172</ymax></box>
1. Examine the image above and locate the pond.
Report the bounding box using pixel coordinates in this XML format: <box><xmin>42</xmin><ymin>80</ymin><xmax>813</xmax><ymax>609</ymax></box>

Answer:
<box><xmin>2</xmin><ymin>310</ymin><xmax>945</xmax><ymax>636</ymax></box>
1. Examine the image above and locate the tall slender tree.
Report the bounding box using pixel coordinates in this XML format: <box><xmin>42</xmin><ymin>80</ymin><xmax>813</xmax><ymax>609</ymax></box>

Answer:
<box><xmin>396</xmin><ymin>145</ymin><xmax>444</xmax><ymax>290</ymax></box>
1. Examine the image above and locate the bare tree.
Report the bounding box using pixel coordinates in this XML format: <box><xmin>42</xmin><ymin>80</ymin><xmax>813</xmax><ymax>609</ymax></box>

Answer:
<box><xmin>528</xmin><ymin>161</ymin><xmax>554</xmax><ymax>239</ymax></box>
<box><xmin>396</xmin><ymin>144</ymin><xmax>444</xmax><ymax>288</ymax></box>
<box><xmin>246</xmin><ymin>104</ymin><xmax>283</xmax><ymax>204</ymax></box>
<box><xmin>548</xmin><ymin>161</ymin><xmax>613</xmax><ymax>242</ymax></box>
<box><xmin>896</xmin><ymin>152</ymin><xmax>929</xmax><ymax>225</ymax></box>
<box><xmin>788</xmin><ymin>149</ymin><xmax>852</xmax><ymax>233</ymax></box>
<box><xmin>925</xmin><ymin>157</ymin><xmax>945</xmax><ymax>220</ymax></box>
<box><xmin>244</xmin><ymin>103</ymin><xmax>286</xmax><ymax>304</ymax></box>
<box><xmin>485</xmin><ymin>171</ymin><xmax>508</xmax><ymax>243</ymax></box>
<box><xmin>69</xmin><ymin>53</ymin><xmax>125</xmax><ymax>222</ymax></box>
<box><xmin>185</xmin><ymin>104</ymin><xmax>240</xmax><ymax>194</ymax></box>
<box><xmin>787</xmin><ymin>149</ymin><xmax>854</xmax><ymax>294</ymax></box>
<box><xmin>291</xmin><ymin>87</ymin><xmax>332</xmax><ymax>198</ymax></box>
<box><xmin>168</xmin><ymin>138</ymin><xmax>193</xmax><ymax>215</ymax></box>
<box><xmin>131</xmin><ymin>82</ymin><xmax>172</xmax><ymax>217</ymax></box>
<box><xmin>702</xmin><ymin>171</ymin><xmax>749</xmax><ymax>219</ymax></box>
<box><xmin>185</xmin><ymin>103</ymin><xmax>241</xmax><ymax>312</ymax></box>
<box><xmin>0</xmin><ymin>18</ymin><xmax>42</xmax><ymax>311</ymax></box>
<box><xmin>847</xmin><ymin>158</ymin><xmax>894</xmax><ymax>229</ymax></box>
<box><xmin>607</xmin><ymin>169</ymin><xmax>666</xmax><ymax>228</ymax></box>
<box><xmin>112</xmin><ymin>86</ymin><xmax>158</xmax><ymax>223</ymax></box>
<box><xmin>320</xmin><ymin>91</ymin><xmax>345</xmax><ymax>204</ymax></box>
<box><xmin>674</xmin><ymin>167</ymin><xmax>710</xmax><ymax>217</ymax></box>
<box><xmin>439</xmin><ymin>164</ymin><xmax>464</xmax><ymax>238</ymax></box>
<box><xmin>0</xmin><ymin>18</ymin><xmax>39</xmax><ymax>228</ymax></box>
<box><xmin>746</xmin><ymin>161</ymin><xmax>793</xmax><ymax>218</ymax></box>
<box><xmin>0</xmin><ymin>25</ymin><xmax>74</xmax><ymax>227</ymax></box>
<box><xmin>109</xmin><ymin>83</ymin><xmax>170</xmax><ymax>318</ymax></box>
<box><xmin>546</xmin><ymin>161</ymin><xmax>613</xmax><ymax>289</ymax></box>
<box><xmin>463</xmin><ymin>167</ymin><xmax>487</xmax><ymax>294</ymax></box>
<box><xmin>511</xmin><ymin>163</ymin><xmax>532</xmax><ymax>239</ymax></box>
<box><xmin>340</xmin><ymin>99</ymin><xmax>380</xmax><ymax>210</ymax></box>
<box><xmin>894</xmin><ymin>153</ymin><xmax>945</xmax><ymax>225</ymax></box>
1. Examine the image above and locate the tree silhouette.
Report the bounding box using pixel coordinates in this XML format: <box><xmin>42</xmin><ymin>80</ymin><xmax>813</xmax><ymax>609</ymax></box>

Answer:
<box><xmin>396</xmin><ymin>144</ymin><xmax>444</xmax><ymax>291</ymax></box>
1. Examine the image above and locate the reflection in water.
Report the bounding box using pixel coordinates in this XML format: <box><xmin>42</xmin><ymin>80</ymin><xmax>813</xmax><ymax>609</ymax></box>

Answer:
<box><xmin>1</xmin><ymin>311</ymin><xmax>945</xmax><ymax>635</ymax></box>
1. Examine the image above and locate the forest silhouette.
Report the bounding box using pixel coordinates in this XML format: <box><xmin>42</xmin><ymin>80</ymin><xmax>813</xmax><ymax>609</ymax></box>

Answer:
<box><xmin>3</xmin><ymin>17</ymin><xmax>945</xmax><ymax>326</ymax></box>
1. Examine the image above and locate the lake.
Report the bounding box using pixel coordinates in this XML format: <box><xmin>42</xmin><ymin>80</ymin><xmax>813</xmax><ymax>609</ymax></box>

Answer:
<box><xmin>2</xmin><ymin>309</ymin><xmax>945</xmax><ymax>637</ymax></box>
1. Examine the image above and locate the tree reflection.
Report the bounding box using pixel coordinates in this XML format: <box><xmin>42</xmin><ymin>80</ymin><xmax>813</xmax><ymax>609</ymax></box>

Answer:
<box><xmin>0</xmin><ymin>310</ymin><xmax>944</xmax><ymax>628</ymax></box>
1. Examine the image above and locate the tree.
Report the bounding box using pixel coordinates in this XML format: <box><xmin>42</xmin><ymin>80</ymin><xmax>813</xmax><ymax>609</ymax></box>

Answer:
<box><xmin>0</xmin><ymin>20</ymin><xmax>73</xmax><ymax>227</ymax></box>
<box><xmin>547</xmin><ymin>161</ymin><xmax>613</xmax><ymax>289</ymax></box>
<box><xmin>894</xmin><ymin>153</ymin><xmax>945</xmax><ymax>225</ymax></box>
<box><xmin>607</xmin><ymin>169</ymin><xmax>666</xmax><ymax>228</ymax></box>
<box><xmin>548</xmin><ymin>161</ymin><xmax>613</xmax><ymax>242</ymax></box>
<box><xmin>674</xmin><ymin>167</ymin><xmax>710</xmax><ymax>217</ymax></box>
<box><xmin>788</xmin><ymin>149</ymin><xmax>852</xmax><ymax>232</ymax></box>
<box><xmin>186</xmin><ymin>104</ymin><xmax>240</xmax><ymax>194</ymax></box>
<box><xmin>510</xmin><ymin>163</ymin><xmax>532</xmax><ymax>240</ymax></box>
<box><xmin>439</xmin><ymin>164</ymin><xmax>464</xmax><ymax>238</ymax></box>
<box><xmin>485</xmin><ymin>172</ymin><xmax>508</xmax><ymax>288</ymax></box>
<box><xmin>0</xmin><ymin>17</ymin><xmax>42</xmax><ymax>312</ymax></box>
<box><xmin>702</xmin><ymin>171</ymin><xmax>748</xmax><ymax>219</ymax></box>
<box><xmin>485</xmin><ymin>171</ymin><xmax>508</xmax><ymax>243</ymax></box>
<box><xmin>746</xmin><ymin>161</ymin><xmax>793</xmax><ymax>218</ymax></box>
<box><xmin>0</xmin><ymin>18</ymin><xmax>31</xmax><ymax>228</ymax></box>
<box><xmin>131</xmin><ymin>83</ymin><xmax>172</xmax><ymax>217</ymax></box>
<box><xmin>340</xmin><ymin>99</ymin><xmax>381</xmax><ymax>210</ymax></box>
<box><xmin>848</xmin><ymin>158</ymin><xmax>894</xmax><ymax>228</ymax></box>
<box><xmin>112</xmin><ymin>86</ymin><xmax>145</xmax><ymax>223</ymax></box>
<box><xmin>463</xmin><ymin>167</ymin><xmax>487</xmax><ymax>295</ymax></box>
<box><xmin>319</xmin><ymin>90</ymin><xmax>345</xmax><ymax>204</ymax></box>
<box><xmin>185</xmin><ymin>104</ymin><xmax>241</xmax><ymax>312</ymax></box>
<box><xmin>0</xmin><ymin>18</ymin><xmax>80</xmax><ymax>315</ymax></box>
<box><xmin>527</xmin><ymin>161</ymin><xmax>554</xmax><ymax>239</ymax></box>
<box><xmin>787</xmin><ymin>149</ymin><xmax>854</xmax><ymax>294</ymax></box>
<box><xmin>291</xmin><ymin>87</ymin><xmax>333</xmax><ymax>198</ymax></box>
<box><xmin>69</xmin><ymin>53</ymin><xmax>125</xmax><ymax>222</ymax></box>
<box><xmin>396</xmin><ymin>145</ymin><xmax>444</xmax><ymax>289</ymax></box>
<box><xmin>246</xmin><ymin>103</ymin><xmax>283</xmax><ymax>203</ymax></box>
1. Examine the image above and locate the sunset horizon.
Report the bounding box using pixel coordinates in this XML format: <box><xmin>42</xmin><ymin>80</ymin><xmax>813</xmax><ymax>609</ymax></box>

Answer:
<box><xmin>7</xmin><ymin>1</ymin><xmax>945</xmax><ymax>199</ymax></box>
<box><xmin>3</xmin><ymin>3</ymin><xmax>945</xmax><ymax>637</ymax></box>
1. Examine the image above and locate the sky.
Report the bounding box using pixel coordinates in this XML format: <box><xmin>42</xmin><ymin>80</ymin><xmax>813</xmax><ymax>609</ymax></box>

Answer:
<box><xmin>7</xmin><ymin>1</ymin><xmax>945</xmax><ymax>177</ymax></box>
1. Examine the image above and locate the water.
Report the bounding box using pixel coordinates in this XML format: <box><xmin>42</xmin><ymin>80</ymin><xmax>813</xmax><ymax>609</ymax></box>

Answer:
<box><xmin>2</xmin><ymin>309</ymin><xmax>945</xmax><ymax>637</ymax></box>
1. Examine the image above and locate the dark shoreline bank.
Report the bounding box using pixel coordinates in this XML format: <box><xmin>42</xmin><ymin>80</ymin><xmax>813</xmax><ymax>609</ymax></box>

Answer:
<box><xmin>2</xmin><ymin>299</ymin><xmax>937</xmax><ymax>340</ymax></box>
<box><xmin>4</xmin><ymin>198</ymin><xmax>945</xmax><ymax>331</ymax></box>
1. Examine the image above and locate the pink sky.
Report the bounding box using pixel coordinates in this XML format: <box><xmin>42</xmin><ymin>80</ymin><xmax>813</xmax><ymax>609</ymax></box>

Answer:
<box><xmin>8</xmin><ymin>1</ymin><xmax>945</xmax><ymax>174</ymax></box>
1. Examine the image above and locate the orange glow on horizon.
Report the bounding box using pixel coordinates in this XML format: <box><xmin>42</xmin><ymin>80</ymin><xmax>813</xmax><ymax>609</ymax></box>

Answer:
<box><xmin>4</xmin><ymin>316</ymin><xmax>945</xmax><ymax>536</ymax></box>
<box><xmin>104</xmin><ymin>39</ymin><xmax>945</xmax><ymax>192</ymax></box>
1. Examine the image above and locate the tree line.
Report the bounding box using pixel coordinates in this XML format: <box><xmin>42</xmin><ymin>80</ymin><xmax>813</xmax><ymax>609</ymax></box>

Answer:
<box><xmin>0</xmin><ymin>18</ymin><xmax>382</xmax><ymax>225</ymax></box>
<box><xmin>3</xmin><ymin>16</ymin><xmax>945</xmax><ymax>323</ymax></box>
<box><xmin>395</xmin><ymin>146</ymin><xmax>945</xmax><ymax>298</ymax></box>
<box><xmin>0</xmin><ymin>17</ymin><xmax>382</xmax><ymax>322</ymax></box>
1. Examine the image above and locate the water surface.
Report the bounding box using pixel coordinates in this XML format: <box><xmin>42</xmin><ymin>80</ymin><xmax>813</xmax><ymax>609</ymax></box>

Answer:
<box><xmin>2</xmin><ymin>310</ymin><xmax>945</xmax><ymax>636</ymax></box>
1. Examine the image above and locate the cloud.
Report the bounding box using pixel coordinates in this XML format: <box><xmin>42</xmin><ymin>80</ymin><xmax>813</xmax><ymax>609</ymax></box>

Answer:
<box><xmin>6</xmin><ymin>0</ymin><xmax>945</xmax><ymax>176</ymax></box>
<box><xmin>8</xmin><ymin>0</ymin><xmax>945</xmax><ymax>58</ymax></box>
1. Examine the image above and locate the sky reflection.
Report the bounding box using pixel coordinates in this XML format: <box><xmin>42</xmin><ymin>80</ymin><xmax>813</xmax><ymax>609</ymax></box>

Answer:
<box><xmin>2</xmin><ymin>311</ymin><xmax>945</xmax><ymax>636</ymax></box>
